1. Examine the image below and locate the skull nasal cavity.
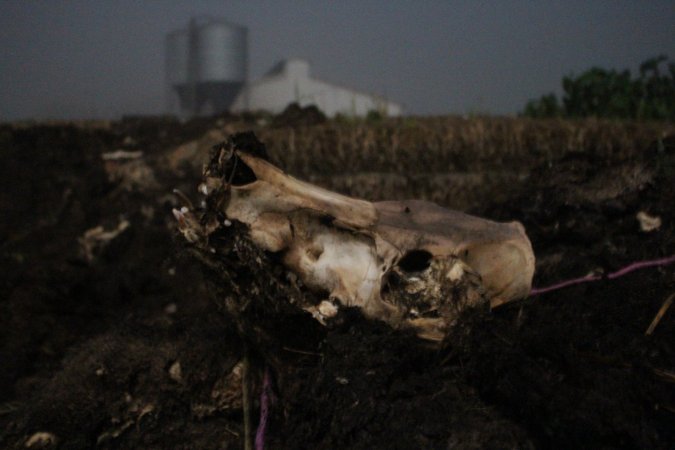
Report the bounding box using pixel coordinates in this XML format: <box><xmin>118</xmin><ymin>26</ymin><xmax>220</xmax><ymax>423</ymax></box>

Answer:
<box><xmin>398</xmin><ymin>250</ymin><xmax>432</xmax><ymax>272</ymax></box>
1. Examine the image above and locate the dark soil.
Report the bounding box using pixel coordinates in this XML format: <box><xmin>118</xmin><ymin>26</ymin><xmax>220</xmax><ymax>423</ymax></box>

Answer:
<box><xmin>270</xmin><ymin>103</ymin><xmax>327</xmax><ymax>128</ymax></box>
<box><xmin>0</xmin><ymin>116</ymin><xmax>673</xmax><ymax>449</ymax></box>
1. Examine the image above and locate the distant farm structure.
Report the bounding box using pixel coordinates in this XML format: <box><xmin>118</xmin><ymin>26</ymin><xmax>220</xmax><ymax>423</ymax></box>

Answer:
<box><xmin>166</xmin><ymin>18</ymin><xmax>401</xmax><ymax>118</ymax></box>
<box><xmin>165</xmin><ymin>18</ymin><xmax>248</xmax><ymax>117</ymax></box>
<box><xmin>230</xmin><ymin>59</ymin><xmax>401</xmax><ymax>117</ymax></box>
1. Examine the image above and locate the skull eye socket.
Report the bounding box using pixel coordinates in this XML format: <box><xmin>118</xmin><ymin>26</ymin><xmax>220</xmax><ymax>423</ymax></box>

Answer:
<box><xmin>397</xmin><ymin>250</ymin><xmax>432</xmax><ymax>272</ymax></box>
<box><xmin>229</xmin><ymin>156</ymin><xmax>257</xmax><ymax>186</ymax></box>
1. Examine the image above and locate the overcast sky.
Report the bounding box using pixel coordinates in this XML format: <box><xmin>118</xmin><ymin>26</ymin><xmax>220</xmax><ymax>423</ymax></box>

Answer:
<box><xmin>1</xmin><ymin>1</ymin><xmax>673</xmax><ymax>120</ymax></box>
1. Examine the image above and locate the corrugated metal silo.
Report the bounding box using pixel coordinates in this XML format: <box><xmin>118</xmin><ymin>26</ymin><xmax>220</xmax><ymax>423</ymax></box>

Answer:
<box><xmin>166</xmin><ymin>18</ymin><xmax>248</xmax><ymax>116</ymax></box>
<box><xmin>165</xmin><ymin>30</ymin><xmax>189</xmax><ymax>87</ymax></box>
<box><xmin>195</xmin><ymin>21</ymin><xmax>247</xmax><ymax>83</ymax></box>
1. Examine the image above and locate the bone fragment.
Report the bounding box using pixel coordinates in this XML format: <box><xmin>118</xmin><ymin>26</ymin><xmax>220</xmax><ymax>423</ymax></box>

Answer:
<box><xmin>79</xmin><ymin>219</ymin><xmax>130</xmax><ymax>262</ymax></box>
<box><xmin>101</xmin><ymin>150</ymin><xmax>143</xmax><ymax>161</ymax></box>
<box><xmin>637</xmin><ymin>211</ymin><xmax>661</xmax><ymax>232</ymax></box>
<box><xmin>25</xmin><ymin>432</ymin><xmax>57</xmax><ymax>448</ymax></box>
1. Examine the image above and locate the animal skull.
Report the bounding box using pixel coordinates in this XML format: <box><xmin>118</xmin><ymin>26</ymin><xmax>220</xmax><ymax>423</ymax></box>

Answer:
<box><xmin>175</xmin><ymin>138</ymin><xmax>535</xmax><ymax>341</ymax></box>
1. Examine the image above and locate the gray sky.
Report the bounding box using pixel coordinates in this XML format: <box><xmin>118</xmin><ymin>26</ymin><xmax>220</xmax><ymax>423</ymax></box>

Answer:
<box><xmin>1</xmin><ymin>1</ymin><xmax>673</xmax><ymax>120</ymax></box>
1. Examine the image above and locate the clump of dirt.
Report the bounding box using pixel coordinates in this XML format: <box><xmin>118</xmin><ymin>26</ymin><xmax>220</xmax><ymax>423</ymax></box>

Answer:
<box><xmin>271</xmin><ymin>103</ymin><xmax>327</xmax><ymax>128</ymax></box>
<box><xmin>273</xmin><ymin>308</ymin><xmax>534</xmax><ymax>449</ymax></box>
<box><xmin>1</xmin><ymin>118</ymin><xmax>673</xmax><ymax>449</ymax></box>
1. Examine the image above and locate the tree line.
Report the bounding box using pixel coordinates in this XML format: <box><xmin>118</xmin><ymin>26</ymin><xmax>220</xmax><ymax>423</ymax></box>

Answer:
<box><xmin>523</xmin><ymin>56</ymin><xmax>675</xmax><ymax>121</ymax></box>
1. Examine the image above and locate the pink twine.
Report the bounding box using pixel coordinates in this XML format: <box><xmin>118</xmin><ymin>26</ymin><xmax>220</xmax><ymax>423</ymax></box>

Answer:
<box><xmin>255</xmin><ymin>367</ymin><xmax>275</xmax><ymax>450</ymax></box>
<box><xmin>529</xmin><ymin>254</ymin><xmax>675</xmax><ymax>297</ymax></box>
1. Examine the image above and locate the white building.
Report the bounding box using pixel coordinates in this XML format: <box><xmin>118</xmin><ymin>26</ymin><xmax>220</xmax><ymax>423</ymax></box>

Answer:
<box><xmin>231</xmin><ymin>59</ymin><xmax>402</xmax><ymax>117</ymax></box>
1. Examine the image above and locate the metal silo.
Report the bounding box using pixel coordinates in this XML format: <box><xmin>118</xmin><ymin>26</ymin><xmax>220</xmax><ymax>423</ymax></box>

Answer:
<box><xmin>165</xmin><ymin>30</ymin><xmax>190</xmax><ymax>114</ymax></box>
<box><xmin>165</xmin><ymin>18</ymin><xmax>248</xmax><ymax>116</ymax></box>
<box><xmin>195</xmin><ymin>21</ymin><xmax>247</xmax><ymax>83</ymax></box>
<box><xmin>165</xmin><ymin>30</ymin><xmax>189</xmax><ymax>87</ymax></box>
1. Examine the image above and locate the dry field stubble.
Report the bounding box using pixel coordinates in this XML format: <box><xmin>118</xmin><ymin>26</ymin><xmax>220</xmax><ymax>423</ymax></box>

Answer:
<box><xmin>257</xmin><ymin>117</ymin><xmax>672</xmax><ymax>210</ymax></box>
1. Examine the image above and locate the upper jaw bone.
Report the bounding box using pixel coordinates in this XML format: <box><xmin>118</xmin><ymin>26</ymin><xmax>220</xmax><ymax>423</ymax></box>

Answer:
<box><xmin>181</xmin><ymin>143</ymin><xmax>535</xmax><ymax>341</ymax></box>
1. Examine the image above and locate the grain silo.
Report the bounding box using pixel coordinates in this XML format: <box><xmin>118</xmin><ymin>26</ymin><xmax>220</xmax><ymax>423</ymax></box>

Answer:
<box><xmin>166</xmin><ymin>18</ymin><xmax>247</xmax><ymax>116</ymax></box>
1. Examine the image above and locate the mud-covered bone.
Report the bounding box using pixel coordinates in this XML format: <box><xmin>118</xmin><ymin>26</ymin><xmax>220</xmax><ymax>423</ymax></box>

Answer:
<box><xmin>177</xmin><ymin>134</ymin><xmax>535</xmax><ymax>341</ymax></box>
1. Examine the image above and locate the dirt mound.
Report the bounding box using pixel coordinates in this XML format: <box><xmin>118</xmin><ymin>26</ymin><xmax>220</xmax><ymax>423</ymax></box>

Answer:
<box><xmin>1</xmin><ymin>118</ymin><xmax>673</xmax><ymax>449</ymax></box>
<box><xmin>271</xmin><ymin>103</ymin><xmax>327</xmax><ymax>128</ymax></box>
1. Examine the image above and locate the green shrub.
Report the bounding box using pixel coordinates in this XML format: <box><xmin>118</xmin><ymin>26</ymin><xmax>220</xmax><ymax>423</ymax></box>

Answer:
<box><xmin>523</xmin><ymin>56</ymin><xmax>675</xmax><ymax>121</ymax></box>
